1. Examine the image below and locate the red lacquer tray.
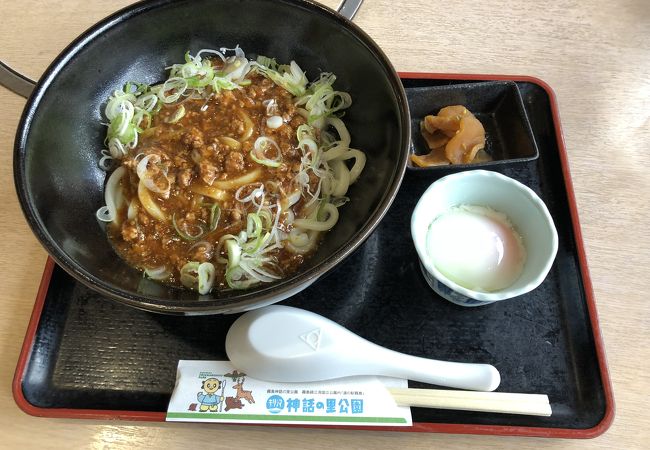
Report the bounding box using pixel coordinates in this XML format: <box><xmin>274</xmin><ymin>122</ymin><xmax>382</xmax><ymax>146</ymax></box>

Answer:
<box><xmin>13</xmin><ymin>74</ymin><xmax>614</xmax><ymax>438</ymax></box>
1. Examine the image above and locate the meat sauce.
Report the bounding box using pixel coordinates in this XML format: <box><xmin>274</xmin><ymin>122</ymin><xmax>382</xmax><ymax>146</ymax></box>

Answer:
<box><xmin>108</xmin><ymin>73</ymin><xmax>311</xmax><ymax>290</ymax></box>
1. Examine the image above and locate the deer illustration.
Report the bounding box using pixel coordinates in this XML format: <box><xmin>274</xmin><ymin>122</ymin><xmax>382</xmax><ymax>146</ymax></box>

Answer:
<box><xmin>224</xmin><ymin>396</ymin><xmax>244</xmax><ymax>412</ymax></box>
<box><xmin>233</xmin><ymin>378</ymin><xmax>255</xmax><ymax>404</ymax></box>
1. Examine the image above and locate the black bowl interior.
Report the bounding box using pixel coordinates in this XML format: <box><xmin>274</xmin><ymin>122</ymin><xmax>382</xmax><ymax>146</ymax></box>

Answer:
<box><xmin>407</xmin><ymin>81</ymin><xmax>539</xmax><ymax>172</ymax></box>
<box><xmin>15</xmin><ymin>0</ymin><xmax>409</xmax><ymax>313</ymax></box>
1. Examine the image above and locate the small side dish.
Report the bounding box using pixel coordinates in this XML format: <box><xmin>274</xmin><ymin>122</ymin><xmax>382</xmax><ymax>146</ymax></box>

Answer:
<box><xmin>411</xmin><ymin>170</ymin><xmax>558</xmax><ymax>306</ymax></box>
<box><xmin>411</xmin><ymin>105</ymin><xmax>489</xmax><ymax>167</ymax></box>
<box><xmin>407</xmin><ymin>81</ymin><xmax>540</xmax><ymax>170</ymax></box>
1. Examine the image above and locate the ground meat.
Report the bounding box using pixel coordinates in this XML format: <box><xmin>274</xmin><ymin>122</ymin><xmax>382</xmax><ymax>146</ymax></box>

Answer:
<box><xmin>161</xmin><ymin>235</ymin><xmax>175</xmax><ymax>249</ymax></box>
<box><xmin>173</xmin><ymin>155</ymin><xmax>191</xmax><ymax>168</ymax></box>
<box><xmin>231</xmin><ymin>118</ymin><xmax>245</xmax><ymax>135</ymax></box>
<box><xmin>154</xmin><ymin>222</ymin><xmax>167</xmax><ymax>236</ymax></box>
<box><xmin>137</xmin><ymin>211</ymin><xmax>150</xmax><ymax>225</ymax></box>
<box><xmin>121</xmin><ymin>221</ymin><xmax>141</xmax><ymax>241</ymax></box>
<box><xmin>177</xmin><ymin>168</ymin><xmax>193</xmax><ymax>187</ymax></box>
<box><xmin>132</xmin><ymin>242</ymin><xmax>150</xmax><ymax>258</ymax></box>
<box><xmin>190</xmin><ymin>244</ymin><xmax>213</xmax><ymax>262</ymax></box>
<box><xmin>122</xmin><ymin>158</ymin><xmax>137</xmax><ymax>170</ymax></box>
<box><xmin>221</xmin><ymin>90</ymin><xmax>235</xmax><ymax>105</ymax></box>
<box><xmin>229</xmin><ymin>209</ymin><xmax>242</xmax><ymax>222</ymax></box>
<box><xmin>181</xmin><ymin>128</ymin><xmax>204</xmax><ymax>151</ymax></box>
<box><xmin>241</xmin><ymin>95</ymin><xmax>255</xmax><ymax>107</ymax></box>
<box><xmin>225</xmin><ymin>151</ymin><xmax>245</xmax><ymax>173</ymax></box>
<box><xmin>199</xmin><ymin>160</ymin><xmax>218</xmax><ymax>185</ymax></box>
<box><xmin>200</xmin><ymin>143</ymin><xmax>217</xmax><ymax>158</ymax></box>
<box><xmin>290</xmin><ymin>115</ymin><xmax>306</xmax><ymax>128</ymax></box>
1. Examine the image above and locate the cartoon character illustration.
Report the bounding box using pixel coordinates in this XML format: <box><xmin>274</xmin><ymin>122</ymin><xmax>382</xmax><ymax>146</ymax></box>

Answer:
<box><xmin>221</xmin><ymin>376</ymin><xmax>255</xmax><ymax>411</ymax></box>
<box><xmin>224</xmin><ymin>396</ymin><xmax>244</xmax><ymax>412</ymax></box>
<box><xmin>197</xmin><ymin>377</ymin><xmax>225</xmax><ymax>412</ymax></box>
<box><xmin>233</xmin><ymin>378</ymin><xmax>255</xmax><ymax>404</ymax></box>
<box><xmin>224</xmin><ymin>370</ymin><xmax>246</xmax><ymax>382</ymax></box>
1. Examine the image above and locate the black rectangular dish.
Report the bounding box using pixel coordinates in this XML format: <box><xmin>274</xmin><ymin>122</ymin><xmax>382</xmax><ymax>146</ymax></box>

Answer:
<box><xmin>13</xmin><ymin>75</ymin><xmax>614</xmax><ymax>438</ymax></box>
<box><xmin>408</xmin><ymin>80</ymin><xmax>539</xmax><ymax>170</ymax></box>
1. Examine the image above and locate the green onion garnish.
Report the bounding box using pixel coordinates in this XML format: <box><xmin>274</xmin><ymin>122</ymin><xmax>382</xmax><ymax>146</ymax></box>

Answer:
<box><xmin>172</xmin><ymin>213</ymin><xmax>205</xmax><ymax>241</ymax></box>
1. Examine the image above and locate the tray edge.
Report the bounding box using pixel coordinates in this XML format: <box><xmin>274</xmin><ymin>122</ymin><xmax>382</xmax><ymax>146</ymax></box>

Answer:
<box><xmin>12</xmin><ymin>73</ymin><xmax>615</xmax><ymax>439</ymax></box>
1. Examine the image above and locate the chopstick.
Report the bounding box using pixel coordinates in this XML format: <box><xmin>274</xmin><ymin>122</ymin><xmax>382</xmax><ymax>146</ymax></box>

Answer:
<box><xmin>387</xmin><ymin>388</ymin><xmax>552</xmax><ymax>417</ymax></box>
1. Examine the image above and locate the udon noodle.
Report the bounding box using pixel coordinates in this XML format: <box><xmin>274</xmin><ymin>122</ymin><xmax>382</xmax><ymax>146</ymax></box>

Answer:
<box><xmin>96</xmin><ymin>47</ymin><xmax>365</xmax><ymax>294</ymax></box>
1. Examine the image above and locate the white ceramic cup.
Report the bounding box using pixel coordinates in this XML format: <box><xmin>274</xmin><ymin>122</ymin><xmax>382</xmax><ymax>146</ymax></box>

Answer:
<box><xmin>411</xmin><ymin>170</ymin><xmax>559</xmax><ymax>307</ymax></box>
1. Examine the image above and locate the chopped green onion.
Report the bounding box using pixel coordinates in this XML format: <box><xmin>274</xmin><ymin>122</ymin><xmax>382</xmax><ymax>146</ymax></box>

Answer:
<box><xmin>296</xmin><ymin>72</ymin><xmax>352</xmax><ymax>126</ymax></box>
<box><xmin>208</xmin><ymin>203</ymin><xmax>221</xmax><ymax>232</ymax></box>
<box><xmin>145</xmin><ymin>266</ymin><xmax>171</xmax><ymax>280</ymax></box>
<box><xmin>251</xmin><ymin>136</ymin><xmax>282</xmax><ymax>167</ymax></box>
<box><xmin>172</xmin><ymin>213</ymin><xmax>205</xmax><ymax>241</ymax></box>
<box><xmin>179</xmin><ymin>261</ymin><xmax>214</xmax><ymax>294</ymax></box>
<box><xmin>180</xmin><ymin>262</ymin><xmax>200</xmax><ymax>290</ymax></box>
<box><xmin>108</xmin><ymin>138</ymin><xmax>127</xmax><ymax>159</ymax></box>
<box><xmin>166</xmin><ymin>105</ymin><xmax>186</xmax><ymax>123</ymax></box>
<box><xmin>96</xmin><ymin>206</ymin><xmax>112</xmax><ymax>223</ymax></box>
<box><xmin>134</xmin><ymin>93</ymin><xmax>158</xmax><ymax>112</ymax></box>
<box><xmin>136</xmin><ymin>154</ymin><xmax>171</xmax><ymax>198</ymax></box>
<box><xmin>297</xmin><ymin>124</ymin><xmax>315</xmax><ymax>141</ymax></box>
<box><xmin>104</xmin><ymin>82</ymin><xmax>155</xmax><ymax>149</ymax></box>
<box><xmin>256</xmin><ymin>55</ymin><xmax>278</xmax><ymax>70</ymax></box>
<box><xmin>180</xmin><ymin>261</ymin><xmax>215</xmax><ymax>294</ymax></box>
<box><xmin>247</xmin><ymin>213</ymin><xmax>263</xmax><ymax>238</ymax></box>
<box><xmin>220</xmin><ymin>208</ymin><xmax>282</xmax><ymax>290</ymax></box>
<box><xmin>133</xmin><ymin>109</ymin><xmax>152</xmax><ymax>130</ymax></box>
<box><xmin>225</xmin><ymin>239</ymin><xmax>242</xmax><ymax>268</ymax></box>
<box><xmin>186</xmin><ymin>62</ymin><xmax>215</xmax><ymax>88</ymax></box>
<box><xmin>258</xmin><ymin>210</ymin><xmax>273</xmax><ymax>229</ymax></box>
<box><xmin>252</xmin><ymin>57</ymin><xmax>308</xmax><ymax>96</ymax></box>
<box><xmin>107</xmin><ymin>110</ymin><xmax>136</xmax><ymax>145</ymax></box>
<box><xmin>197</xmin><ymin>262</ymin><xmax>216</xmax><ymax>294</ymax></box>
<box><xmin>211</xmin><ymin>76</ymin><xmax>241</xmax><ymax>93</ymax></box>
<box><xmin>225</xmin><ymin>266</ymin><xmax>258</xmax><ymax>290</ymax></box>
<box><xmin>158</xmin><ymin>77</ymin><xmax>188</xmax><ymax>103</ymax></box>
<box><xmin>317</xmin><ymin>196</ymin><xmax>330</xmax><ymax>221</ymax></box>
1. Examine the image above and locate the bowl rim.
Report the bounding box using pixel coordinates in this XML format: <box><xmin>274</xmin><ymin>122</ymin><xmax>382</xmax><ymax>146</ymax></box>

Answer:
<box><xmin>410</xmin><ymin>169</ymin><xmax>559</xmax><ymax>301</ymax></box>
<box><xmin>13</xmin><ymin>0</ymin><xmax>412</xmax><ymax>314</ymax></box>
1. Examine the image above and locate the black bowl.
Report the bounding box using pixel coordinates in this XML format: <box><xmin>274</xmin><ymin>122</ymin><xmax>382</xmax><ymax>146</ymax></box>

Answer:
<box><xmin>13</xmin><ymin>0</ymin><xmax>410</xmax><ymax>314</ymax></box>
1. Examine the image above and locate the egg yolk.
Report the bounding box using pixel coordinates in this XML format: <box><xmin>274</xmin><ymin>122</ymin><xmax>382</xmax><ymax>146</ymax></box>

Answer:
<box><xmin>426</xmin><ymin>205</ymin><xmax>526</xmax><ymax>292</ymax></box>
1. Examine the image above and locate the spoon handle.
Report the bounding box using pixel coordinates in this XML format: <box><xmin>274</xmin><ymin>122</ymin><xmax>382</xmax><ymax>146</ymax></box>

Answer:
<box><xmin>366</xmin><ymin>346</ymin><xmax>500</xmax><ymax>391</ymax></box>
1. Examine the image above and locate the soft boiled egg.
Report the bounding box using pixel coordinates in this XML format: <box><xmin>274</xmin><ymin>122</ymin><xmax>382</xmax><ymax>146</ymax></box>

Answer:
<box><xmin>426</xmin><ymin>205</ymin><xmax>526</xmax><ymax>292</ymax></box>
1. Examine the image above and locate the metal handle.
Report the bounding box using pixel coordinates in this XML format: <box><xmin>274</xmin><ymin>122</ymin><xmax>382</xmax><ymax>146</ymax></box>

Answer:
<box><xmin>337</xmin><ymin>0</ymin><xmax>363</xmax><ymax>20</ymax></box>
<box><xmin>0</xmin><ymin>60</ymin><xmax>36</xmax><ymax>99</ymax></box>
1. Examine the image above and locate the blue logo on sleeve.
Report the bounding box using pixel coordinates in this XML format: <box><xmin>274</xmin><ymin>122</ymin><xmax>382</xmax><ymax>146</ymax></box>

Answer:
<box><xmin>266</xmin><ymin>395</ymin><xmax>285</xmax><ymax>414</ymax></box>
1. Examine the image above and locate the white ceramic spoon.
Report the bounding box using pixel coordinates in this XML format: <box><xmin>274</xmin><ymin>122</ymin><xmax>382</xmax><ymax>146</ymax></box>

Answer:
<box><xmin>225</xmin><ymin>305</ymin><xmax>500</xmax><ymax>391</ymax></box>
